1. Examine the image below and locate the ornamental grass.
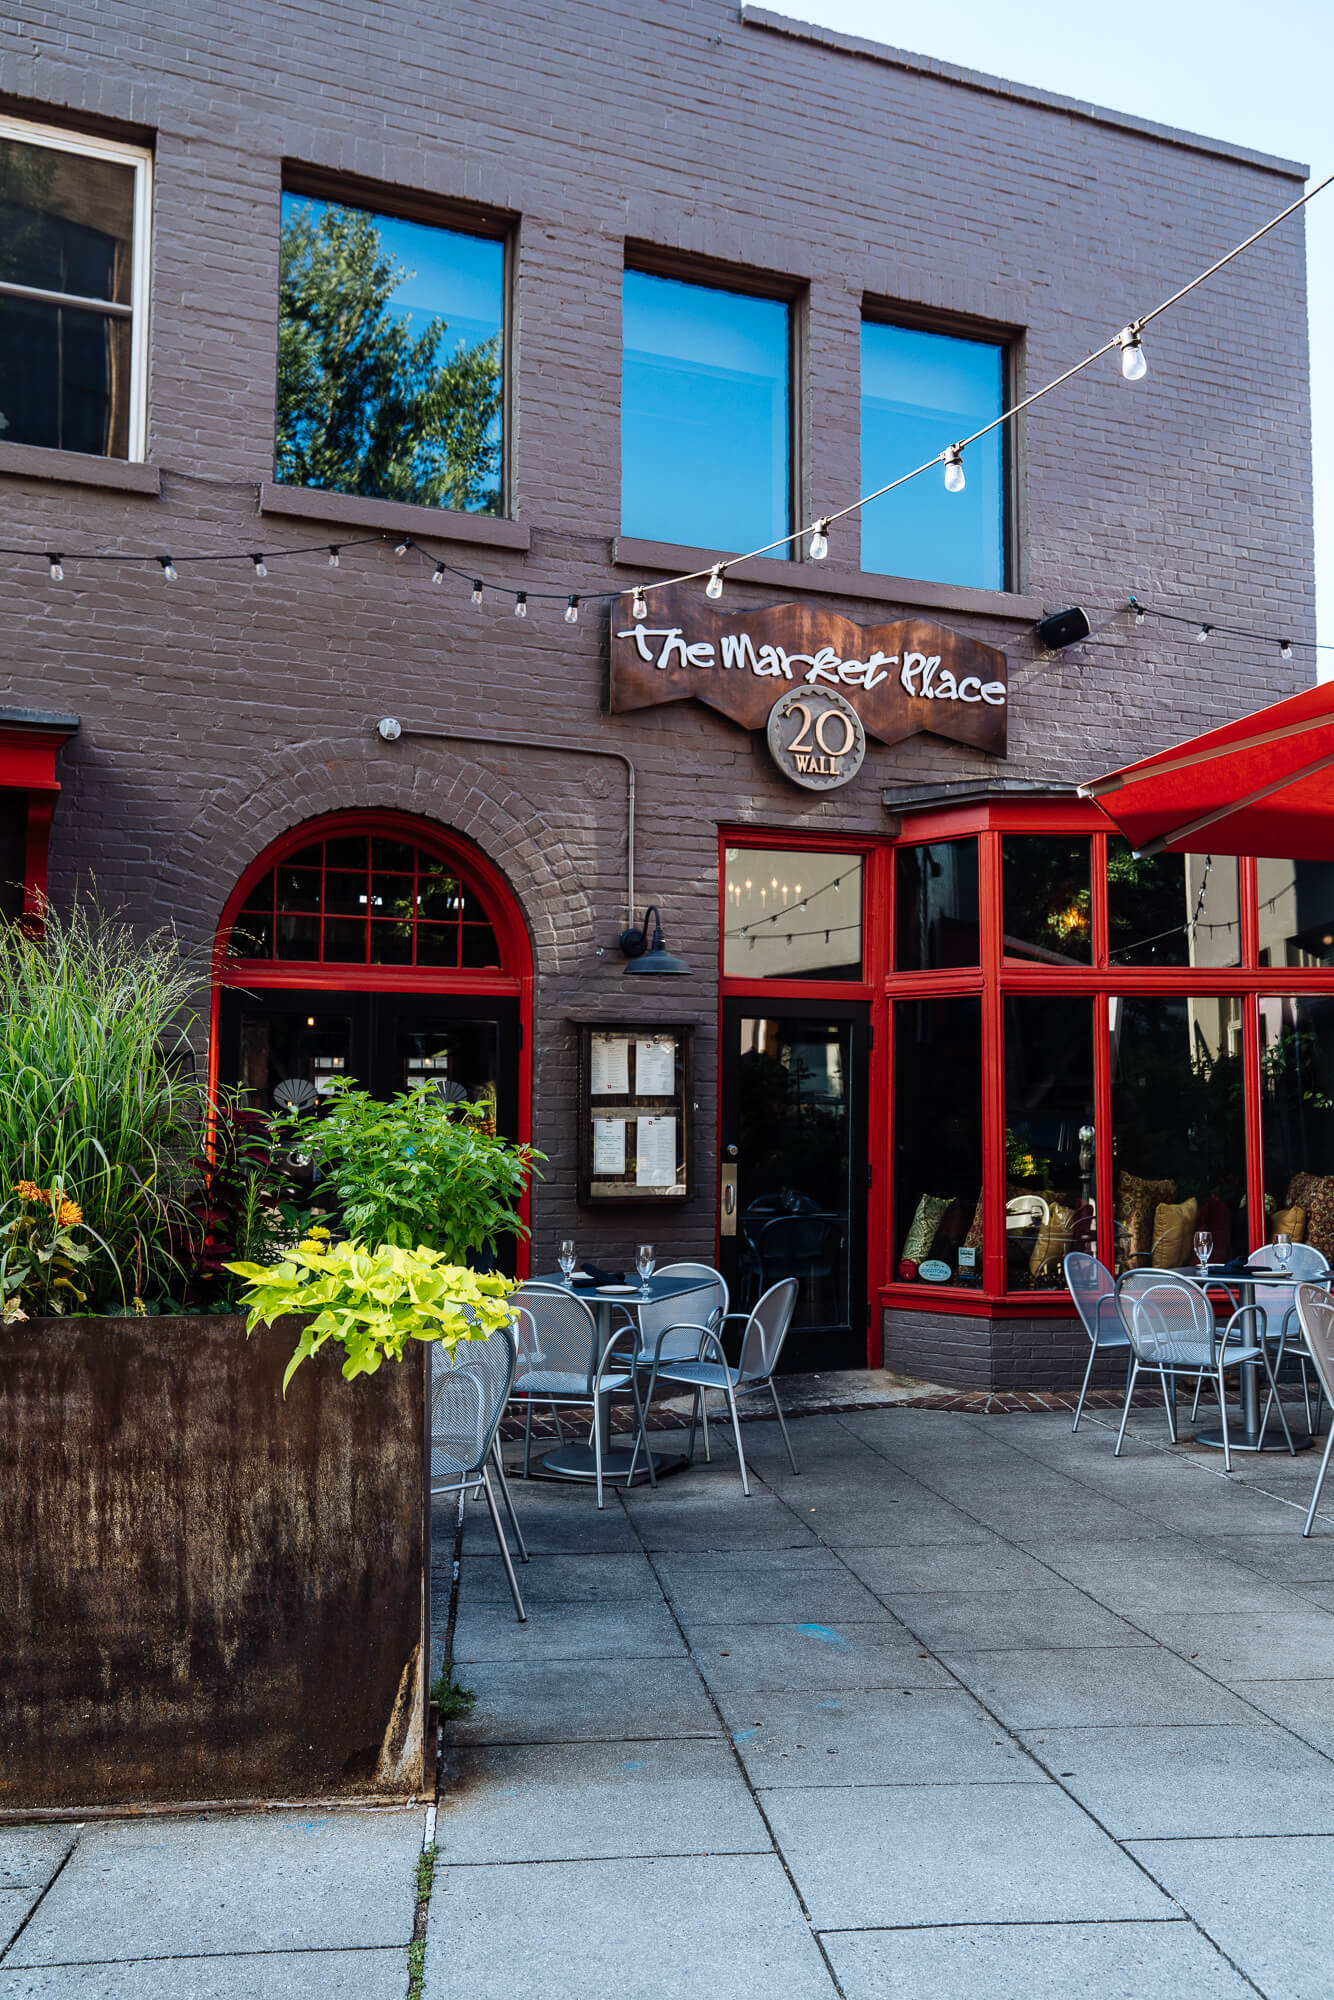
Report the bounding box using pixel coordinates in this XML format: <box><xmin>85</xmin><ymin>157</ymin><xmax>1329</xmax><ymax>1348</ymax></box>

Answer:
<box><xmin>0</xmin><ymin>898</ymin><xmax>208</xmax><ymax>1311</ymax></box>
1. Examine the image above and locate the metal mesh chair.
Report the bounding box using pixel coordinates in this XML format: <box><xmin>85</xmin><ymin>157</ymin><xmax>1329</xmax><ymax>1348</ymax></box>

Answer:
<box><xmin>508</xmin><ymin>1282</ymin><xmax>641</xmax><ymax>1509</ymax></box>
<box><xmin>1115</xmin><ymin>1267</ymin><xmax>1292</xmax><ymax>1470</ymax></box>
<box><xmin>629</xmin><ymin>1263</ymin><xmax>730</xmax><ymax>1468</ymax></box>
<box><xmin>1294</xmin><ymin>1285</ymin><xmax>1334</xmax><ymax>1535</ymax></box>
<box><xmin>1064</xmin><ymin>1250</ymin><xmax>1132</xmax><ymax>1433</ymax></box>
<box><xmin>430</xmin><ymin>1326</ymin><xmax>529</xmax><ymax>1622</ymax></box>
<box><xmin>638</xmin><ymin>1277</ymin><xmax>800</xmax><ymax>1495</ymax></box>
<box><xmin>1249</xmin><ymin>1243</ymin><xmax>1330</xmax><ymax>1432</ymax></box>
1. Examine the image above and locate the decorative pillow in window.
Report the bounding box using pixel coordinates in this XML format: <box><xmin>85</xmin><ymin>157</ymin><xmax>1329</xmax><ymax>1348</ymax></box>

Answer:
<box><xmin>1151</xmin><ymin>1195</ymin><xmax>1198</xmax><ymax>1270</ymax></box>
<box><xmin>1069</xmin><ymin>1201</ymin><xmax>1096</xmax><ymax>1256</ymax></box>
<box><xmin>1303</xmin><ymin>1178</ymin><xmax>1334</xmax><ymax>1261</ymax></box>
<box><xmin>1029</xmin><ymin>1202</ymin><xmax>1076</xmax><ymax>1279</ymax></box>
<box><xmin>1195</xmin><ymin>1194</ymin><xmax>1233</xmax><ymax>1262</ymax></box>
<box><xmin>1271</xmin><ymin>1204</ymin><xmax>1306</xmax><ymax>1243</ymax></box>
<box><xmin>900</xmin><ymin>1193</ymin><xmax>951</xmax><ymax>1268</ymax></box>
<box><xmin>964</xmin><ymin>1195</ymin><xmax>984</xmax><ymax>1250</ymax></box>
<box><xmin>1287</xmin><ymin>1172</ymin><xmax>1319</xmax><ymax>1214</ymax></box>
<box><xmin>1117</xmin><ymin>1170</ymin><xmax>1176</xmax><ymax>1262</ymax></box>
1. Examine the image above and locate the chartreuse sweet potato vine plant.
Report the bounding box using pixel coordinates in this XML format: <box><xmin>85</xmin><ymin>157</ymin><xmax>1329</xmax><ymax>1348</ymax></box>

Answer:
<box><xmin>226</xmin><ymin>1235</ymin><xmax>516</xmax><ymax>1393</ymax></box>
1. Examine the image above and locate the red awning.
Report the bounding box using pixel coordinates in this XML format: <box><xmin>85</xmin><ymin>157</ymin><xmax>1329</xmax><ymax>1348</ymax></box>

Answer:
<box><xmin>1080</xmin><ymin>680</ymin><xmax>1334</xmax><ymax>860</ymax></box>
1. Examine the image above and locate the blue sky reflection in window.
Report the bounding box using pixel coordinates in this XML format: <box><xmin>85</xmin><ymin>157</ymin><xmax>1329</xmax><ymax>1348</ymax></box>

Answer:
<box><xmin>622</xmin><ymin>270</ymin><xmax>790</xmax><ymax>555</ymax></box>
<box><xmin>861</xmin><ymin>321</ymin><xmax>1005</xmax><ymax>590</ymax></box>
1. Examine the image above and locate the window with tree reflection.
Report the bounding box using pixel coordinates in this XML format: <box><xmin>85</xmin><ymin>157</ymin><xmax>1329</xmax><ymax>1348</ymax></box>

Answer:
<box><xmin>1002</xmin><ymin>837</ymin><xmax>1091</xmax><ymax>965</ymax></box>
<box><xmin>1107</xmin><ymin>843</ymin><xmax>1240</xmax><ymax>968</ymax></box>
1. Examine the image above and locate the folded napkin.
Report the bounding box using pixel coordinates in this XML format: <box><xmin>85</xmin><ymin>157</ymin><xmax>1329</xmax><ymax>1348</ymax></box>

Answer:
<box><xmin>579</xmin><ymin>1263</ymin><xmax>627</xmax><ymax>1285</ymax></box>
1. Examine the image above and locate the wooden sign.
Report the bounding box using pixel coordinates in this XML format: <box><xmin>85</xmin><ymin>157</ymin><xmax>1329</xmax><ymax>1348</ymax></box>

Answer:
<box><xmin>609</xmin><ymin>589</ymin><xmax>1009</xmax><ymax>763</ymax></box>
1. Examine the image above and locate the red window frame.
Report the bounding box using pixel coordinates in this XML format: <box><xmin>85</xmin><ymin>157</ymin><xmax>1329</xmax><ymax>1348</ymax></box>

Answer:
<box><xmin>211</xmin><ymin>809</ymin><xmax>534</xmax><ymax>1260</ymax></box>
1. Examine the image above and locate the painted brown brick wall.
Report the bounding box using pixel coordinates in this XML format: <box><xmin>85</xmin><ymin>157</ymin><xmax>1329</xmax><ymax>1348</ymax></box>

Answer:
<box><xmin>0</xmin><ymin>2</ymin><xmax>1315</xmax><ymax>1354</ymax></box>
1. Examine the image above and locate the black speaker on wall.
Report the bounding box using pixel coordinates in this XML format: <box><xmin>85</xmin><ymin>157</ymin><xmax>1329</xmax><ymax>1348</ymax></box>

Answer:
<box><xmin>1035</xmin><ymin>606</ymin><xmax>1092</xmax><ymax>650</ymax></box>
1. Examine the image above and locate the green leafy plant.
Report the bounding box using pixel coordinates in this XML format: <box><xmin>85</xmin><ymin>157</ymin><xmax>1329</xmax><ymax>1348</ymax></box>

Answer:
<box><xmin>184</xmin><ymin>1097</ymin><xmax>324</xmax><ymax>1307</ymax></box>
<box><xmin>279</xmin><ymin>1081</ymin><xmax>539</xmax><ymax>1264</ymax></box>
<box><xmin>0</xmin><ymin>1180</ymin><xmax>99</xmax><ymax>1319</ymax></box>
<box><xmin>226</xmin><ymin>1236</ymin><xmax>516</xmax><ymax>1391</ymax></box>
<box><xmin>429</xmin><ymin>1671</ymin><xmax>477</xmax><ymax>1720</ymax></box>
<box><xmin>0</xmin><ymin>899</ymin><xmax>208</xmax><ymax>1310</ymax></box>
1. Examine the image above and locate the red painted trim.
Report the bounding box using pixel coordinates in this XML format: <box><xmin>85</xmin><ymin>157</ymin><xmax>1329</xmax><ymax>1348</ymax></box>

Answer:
<box><xmin>0</xmin><ymin>732</ymin><xmax>63</xmax><ymax>792</ymax></box>
<box><xmin>211</xmin><ymin>807</ymin><xmax>534</xmax><ymax>1279</ymax></box>
<box><xmin>879</xmin><ymin>1282</ymin><xmax>1079</xmax><ymax>1319</ymax></box>
<box><xmin>21</xmin><ymin>797</ymin><xmax>54</xmax><ymax>925</ymax></box>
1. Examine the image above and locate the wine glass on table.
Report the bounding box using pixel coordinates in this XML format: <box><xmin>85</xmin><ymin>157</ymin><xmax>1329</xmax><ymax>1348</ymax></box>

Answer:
<box><xmin>1274</xmin><ymin>1231</ymin><xmax>1293</xmax><ymax>1273</ymax></box>
<box><xmin>1193</xmin><ymin>1230</ymin><xmax>1213</xmax><ymax>1283</ymax></box>
<box><xmin>558</xmin><ymin>1239</ymin><xmax>577</xmax><ymax>1286</ymax></box>
<box><xmin>636</xmin><ymin>1243</ymin><xmax>656</xmax><ymax>1295</ymax></box>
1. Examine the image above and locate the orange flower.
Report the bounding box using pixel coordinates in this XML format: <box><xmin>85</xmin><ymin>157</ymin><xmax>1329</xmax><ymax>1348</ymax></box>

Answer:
<box><xmin>14</xmin><ymin>1180</ymin><xmax>46</xmax><ymax>1203</ymax></box>
<box><xmin>57</xmin><ymin>1198</ymin><xmax>82</xmax><ymax>1229</ymax></box>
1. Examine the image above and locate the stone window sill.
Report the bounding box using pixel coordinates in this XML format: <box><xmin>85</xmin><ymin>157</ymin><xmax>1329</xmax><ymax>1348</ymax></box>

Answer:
<box><xmin>613</xmin><ymin>536</ymin><xmax>1041</xmax><ymax>622</ymax></box>
<box><xmin>260</xmin><ymin>482</ymin><xmax>531</xmax><ymax>552</ymax></box>
<box><xmin>0</xmin><ymin>441</ymin><xmax>161</xmax><ymax>496</ymax></box>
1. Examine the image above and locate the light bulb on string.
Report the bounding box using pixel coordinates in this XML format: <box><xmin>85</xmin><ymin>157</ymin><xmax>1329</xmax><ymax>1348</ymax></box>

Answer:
<box><xmin>327</xmin><ymin>546</ymin><xmax>341</xmax><ymax>567</ymax></box>
<box><xmin>1196</xmin><ymin>624</ymin><xmax>1212</xmax><ymax>642</ymax></box>
<box><xmin>250</xmin><ymin>555</ymin><xmax>268</xmax><ymax>578</ymax></box>
<box><xmin>565</xmin><ymin>595</ymin><xmax>580</xmax><ymax>624</ymax></box>
<box><xmin>47</xmin><ymin>554</ymin><xmax>63</xmax><ymax>581</ymax></box>
<box><xmin>159</xmin><ymin>557</ymin><xmax>177</xmax><ymax>581</ymax></box>
<box><xmin>1281</xmin><ymin>640</ymin><xmax>1294</xmax><ymax>660</ymax></box>
<box><xmin>514</xmin><ymin>592</ymin><xmax>528</xmax><ymax>618</ymax></box>
<box><xmin>432</xmin><ymin>563</ymin><xmax>446</xmax><ymax>585</ymax></box>
<box><xmin>809</xmin><ymin>520</ymin><xmax>830</xmax><ymax>561</ymax></box>
<box><xmin>1132</xmin><ymin>599</ymin><xmax>1146</xmax><ymax>627</ymax></box>
<box><xmin>1118</xmin><ymin>324</ymin><xmax>1148</xmax><ymax>381</ymax></box>
<box><xmin>943</xmin><ymin>446</ymin><xmax>966</xmax><ymax>493</ymax></box>
<box><xmin>394</xmin><ymin>539</ymin><xmax>411</xmax><ymax>557</ymax></box>
<box><xmin>706</xmin><ymin>565</ymin><xmax>725</xmax><ymax>600</ymax></box>
<box><xmin>631</xmin><ymin>586</ymin><xmax>648</xmax><ymax>620</ymax></box>
<box><xmin>471</xmin><ymin>580</ymin><xmax>484</xmax><ymax>605</ymax></box>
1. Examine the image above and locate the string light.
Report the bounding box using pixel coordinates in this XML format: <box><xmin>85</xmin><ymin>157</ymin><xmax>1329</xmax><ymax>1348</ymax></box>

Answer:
<box><xmin>159</xmin><ymin>558</ymin><xmax>177</xmax><ymax>581</ymax></box>
<box><xmin>1118</xmin><ymin>323</ymin><xmax>1148</xmax><ymax>381</ymax></box>
<box><xmin>1281</xmin><ymin>639</ymin><xmax>1294</xmax><ymax>660</ymax></box>
<box><xmin>705</xmin><ymin>565</ymin><xmax>725</xmax><ymax>600</ymax></box>
<box><xmin>942</xmin><ymin>446</ymin><xmax>966</xmax><ymax>493</ymax></box>
<box><xmin>1196</xmin><ymin>624</ymin><xmax>1212</xmax><ymax>642</ymax></box>
<box><xmin>250</xmin><ymin>555</ymin><xmax>267</xmax><ymax>578</ymax></box>
<box><xmin>809</xmin><ymin>520</ymin><xmax>830</xmax><ymax>561</ymax></box>
<box><xmin>514</xmin><ymin>592</ymin><xmax>528</xmax><ymax>618</ymax></box>
<box><xmin>47</xmin><ymin>554</ymin><xmax>62</xmax><ymax>581</ymax></box>
<box><xmin>1127</xmin><ymin>598</ymin><xmax>1331</xmax><ymax>658</ymax></box>
<box><xmin>431</xmin><ymin>562</ymin><xmax>446</xmax><ymax>585</ymax></box>
<box><xmin>471</xmin><ymin>580</ymin><xmax>484</xmax><ymax>605</ymax></box>
<box><xmin>327</xmin><ymin>545</ymin><xmax>341</xmax><ymax>567</ymax></box>
<box><xmin>394</xmin><ymin>539</ymin><xmax>411</xmax><ymax>557</ymax></box>
<box><xmin>565</xmin><ymin>594</ymin><xmax>580</xmax><ymax>624</ymax></box>
<box><xmin>631</xmin><ymin>586</ymin><xmax>648</xmax><ymax>619</ymax></box>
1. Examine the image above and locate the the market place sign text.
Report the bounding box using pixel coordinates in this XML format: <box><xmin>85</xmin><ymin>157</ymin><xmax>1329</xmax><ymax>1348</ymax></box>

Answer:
<box><xmin>609</xmin><ymin>589</ymin><xmax>1009</xmax><ymax>763</ymax></box>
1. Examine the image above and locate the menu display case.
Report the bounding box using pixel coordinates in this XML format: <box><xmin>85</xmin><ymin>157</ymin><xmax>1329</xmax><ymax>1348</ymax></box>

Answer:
<box><xmin>576</xmin><ymin>1024</ymin><xmax>691</xmax><ymax>1204</ymax></box>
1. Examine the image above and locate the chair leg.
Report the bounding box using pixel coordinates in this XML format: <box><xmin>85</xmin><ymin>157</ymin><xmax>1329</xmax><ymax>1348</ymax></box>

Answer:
<box><xmin>1160</xmin><ymin>1365</ymin><xmax>1178</xmax><ymax>1444</ymax></box>
<box><xmin>1304</xmin><ymin>1423</ymin><xmax>1334</xmax><ymax>1536</ymax></box>
<box><xmin>1072</xmin><ymin>1340</ymin><xmax>1098</xmax><ymax>1432</ymax></box>
<box><xmin>522</xmin><ymin>1397</ymin><xmax>534</xmax><ymax>1479</ymax></box>
<box><xmin>481</xmin><ymin>1466</ymin><xmax>526</xmax><ymax>1622</ymax></box>
<box><xmin>1190</xmin><ymin>1372</ymin><xmax>1203</xmax><ymax>1423</ymax></box>
<box><xmin>1115</xmin><ymin>1359</ymin><xmax>1140</xmax><ymax>1456</ymax></box>
<box><xmin>769</xmin><ymin>1378</ymin><xmax>799</xmax><ymax>1474</ymax></box>
<box><xmin>491</xmin><ymin>1438</ymin><xmax>528</xmax><ymax>1563</ymax></box>
<box><xmin>722</xmin><ymin>1376</ymin><xmax>750</xmax><ymax>1497</ymax></box>
<box><xmin>1301</xmin><ymin>1357</ymin><xmax>1314</xmax><ymax>1436</ymax></box>
<box><xmin>1218</xmin><ymin>1363</ymin><xmax>1232</xmax><ymax>1474</ymax></box>
<box><xmin>700</xmin><ymin>1393</ymin><xmax>712</xmax><ymax>1462</ymax></box>
<box><xmin>685</xmin><ymin>1389</ymin><xmax>701</xmax><ymax>1464</ymax></box>
<box><xmin>593</xmin><ymin>1394</ymin><xmax>606</xmax><ymax>1511</ymax></box>
<box><xmin>1259</xmin><ymin>1344</ymin><xmax>1296</xmax><ymax>1455</ymax></box>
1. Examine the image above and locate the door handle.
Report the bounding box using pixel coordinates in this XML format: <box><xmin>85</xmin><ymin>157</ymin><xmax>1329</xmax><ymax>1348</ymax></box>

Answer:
<box><xmin>720</xmin><ymin>1163</ymin><xmax>738</xmax><ymax>1236</ymax></box>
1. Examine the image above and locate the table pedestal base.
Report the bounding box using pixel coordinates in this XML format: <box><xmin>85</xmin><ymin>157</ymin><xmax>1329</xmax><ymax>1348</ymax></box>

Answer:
<box><xmin>1193</xmin><ymin>1425</ymin><xmax>1312</xmax><ymax>1454</ymax></box>
<box><xmin>534</xmin><ymin>1443</ymin><xmax>689</xmax><ymax>1484</ymax></box>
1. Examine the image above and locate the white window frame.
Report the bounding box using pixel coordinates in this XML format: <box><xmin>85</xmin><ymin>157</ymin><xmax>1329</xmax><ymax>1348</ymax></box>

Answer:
<box><xmin>0</xmin><ymin>114</ymin><xmax>153</xmax><ymax>461</ymax></box>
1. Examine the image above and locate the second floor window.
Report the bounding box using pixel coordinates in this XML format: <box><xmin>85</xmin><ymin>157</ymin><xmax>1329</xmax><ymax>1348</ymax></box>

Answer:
<box><xmin>861</xmin><ymin>318</ymin><xmax>1006</xmax><ymax>590</ymax></box>
<box><xmin>0</xmin><ymin>118</ymin><xmax>151</xmax><ymax>460</ymax></box>
<box><xmin>622</xmin><ymin>268</ymin><xmax>791</xmax><ymax>554</ymax></box>
<box><xmin>277</xmin><ymin>192</ymin><xmax>505</xmax><ymax>513</ymax></box>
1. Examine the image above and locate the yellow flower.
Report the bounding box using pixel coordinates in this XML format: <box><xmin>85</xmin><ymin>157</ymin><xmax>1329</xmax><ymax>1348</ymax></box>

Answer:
<box><xmin>56</xmin><ymin>1198</ymin><xmax>82</xmax><ymax>1229</ymax></box>
<box><xmin>14</xmin><ymin>1180</ymin><xmax>46</xmax><ymax>1203</ymax></box>
<box><xmin>297</xmin><ymin>1236</ymin><xmax>327</xmax><ymax>1255</ymax></box>
<box><xmin>308</xmin><ymin>1225</ymin><xmax>332</xmax><ymax>1240</ymax></box>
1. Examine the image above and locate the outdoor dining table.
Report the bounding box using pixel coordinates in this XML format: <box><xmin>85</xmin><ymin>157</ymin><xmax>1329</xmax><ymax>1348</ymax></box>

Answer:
<box><xmin>1190</xmin><ymin>1264</ymin><xmax>1322</xmax><ymax>1453</ymax></box>
<box><xmin>528</xmin><ymin>1268</ymin><xmax>716</xmax><ymax>1486</ymax></box>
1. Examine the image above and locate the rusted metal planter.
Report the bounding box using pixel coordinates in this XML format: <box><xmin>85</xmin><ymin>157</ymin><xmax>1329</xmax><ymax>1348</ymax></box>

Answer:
<box><xmin>0</xmin><ymin>1314</ymin><xmax>429</xmax><ymax>1814</ymax></box>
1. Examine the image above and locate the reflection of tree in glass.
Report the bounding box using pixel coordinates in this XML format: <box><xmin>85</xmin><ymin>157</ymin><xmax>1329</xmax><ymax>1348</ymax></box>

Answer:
<box><xmin>277</xmin><ymin>203</ymin><xmax>501</xmax><ymax>511</ymax></box>
<box><xmin>1002</xmin><ymin>839</ymin><xmax>1090</xmax><ymax>962</ymax></box>
<box><xmin>1107</xmin><ymin>846</ymin><xmax>1196</xmax><ymax>965</ymax></box>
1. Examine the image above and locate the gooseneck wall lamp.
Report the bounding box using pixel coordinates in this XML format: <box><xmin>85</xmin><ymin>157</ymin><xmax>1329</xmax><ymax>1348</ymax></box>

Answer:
<box><xmin>618</xmin><ymin>906</ymin><xmax>691</xmax><ymax>977</ymax></box>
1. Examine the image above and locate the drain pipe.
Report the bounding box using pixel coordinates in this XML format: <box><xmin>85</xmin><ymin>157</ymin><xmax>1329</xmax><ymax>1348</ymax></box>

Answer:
<box><xmin>375</xmin><ymin>718</ymin><xmax>636</xmax><ymax>929</ymax></box>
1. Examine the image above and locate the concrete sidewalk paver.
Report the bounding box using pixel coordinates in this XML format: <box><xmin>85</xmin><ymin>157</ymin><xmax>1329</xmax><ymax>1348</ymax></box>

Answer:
<box><xmin>451</xmin><ymin>1596</ymin><xmax>685</xmax><ymax>1663</ymax></box>
<box><xmin>938</xmin><ymin>1643</ymin><xmax>1256</xmax><ymax>1727</ymax></box>
<box><xmin>1126</xmin><ymin>1834</ymin><xmax>1334</xmax><ymax>2000</ymax></box>
<box><xmin>425</xmin><ymin>1853</ymin><xmax>838</xmax><ymax>1999</ymax></box>
<box><xmin>447</xmin><ymin>1657</ymin><xmax>722</xmax><ymax>1744</ymax></box>
<box><xmin>716</xmin><ymin>1686</ymin><xmax>1038</xmax><ymax>1787</ymax></box>
<box><xmin>823</xmin><ymin>1919</ymin><xmax>1258</xmax><ymax>1999</ymax></box>
<box><xmin>1019</xmin><ymin>1721</ymin><xmax>1334</xmax><ymax>1838</ymax></box>
<box><xmin>0</xmin><ymin>1836</ymin><xmax>75</xmax><ymax>1896</ymax></box>
<box><xmin>884</xmin><ymin>1582</ymin><xmax>1155</xmax><ymax>1652</ymax></box>
<box><xmin>4</xmin><ymin>1814</ymin><xmax>421</xmax><ymax>1967</ymax></box>
<box><xmin>687</xmin><ymin>1618</ymin><xmax>955</xmax><ymax>1694</ymax></box>
<box><xmin>0</xmin><ymin>1948</ymin><xmax>410</xmax><ymax>1997</ymax></box>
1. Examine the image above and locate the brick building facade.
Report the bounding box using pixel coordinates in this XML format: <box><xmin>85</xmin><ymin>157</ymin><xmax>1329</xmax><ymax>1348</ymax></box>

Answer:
<box><xmin>0</xmin><ymin>0</ymin><xmax>1318</xmax><ymax>1386</ymax></box>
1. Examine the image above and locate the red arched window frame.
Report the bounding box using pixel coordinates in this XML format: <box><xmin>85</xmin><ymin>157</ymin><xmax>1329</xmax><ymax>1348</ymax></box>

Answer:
<box><xmin>210</xmin><ymin>810</ymin><xmax>534</xmax><ymax>1254</ymax></box>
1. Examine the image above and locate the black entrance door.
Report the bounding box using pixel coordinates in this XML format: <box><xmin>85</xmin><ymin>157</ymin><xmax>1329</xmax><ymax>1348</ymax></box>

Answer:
<box><xmin>216</xmin><ymin>987</ymin><xmax>520</xmax><ymax>1135</ymax></box>
<box><xmin>718</xmin><ymin>998</ymin><xmax>869</xmax><ymax>1372</ymax></box>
